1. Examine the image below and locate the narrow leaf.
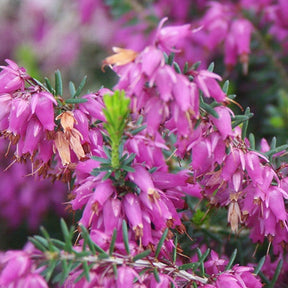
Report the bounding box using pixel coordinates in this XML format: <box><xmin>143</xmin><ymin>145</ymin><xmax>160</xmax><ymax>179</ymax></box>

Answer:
<box><xmin>225</xmin><ymin>249</ymin><xmax>237</xmax><ymax>270</ymax></box>
<box><xmin>73</xmin><ymin>75</ymin><xmax>87</xmax><ymax>98</ymax></box>
<box><xmin>208</xmin><ymin>62</ymin><xmax>214</xmax><ymax>72</ymax></box>
<box><xmin>265</xmin><ymin>144</ymin><xmax>288</xmax><ymax>157</ymax></box>
<box><xmin>270</xmin><ymin>259</ymin><xmax>283</xmax><ymax>287</ymax></box>
<box><xmin>153</xmin><ymin>268</ymin><xmax>160</xmax><ymax>283</ymax></box>
<box><xmin>122</xmin><ymin>220</ymin><xmax>130</xmax><ymax>255</ymax></box>
<box><xmin>231</xmin><ymin>114</ymin><xmax>253</xmax><ymax>129</ymax></box>
<box><xmin>191</xmin><ymin>61</ymin><xmax>201</xmax><ymax>70</ymax></box>
<box><xmin>133</xmin><ymin>249</ymin><xmax>151</xmax><ymax>262</ymax></box>
<box><xmin>155</xmin><ymin>228</ymin><xmax>168</xmax><ymax>259</ymax></box>
<box><xmin>196</xmin><ymin>248</ymin><xmax>205</xmax><ymax>276</ymax></box>
<box><xmin>254</xmin><ymin>256</ymin><xmax>266</xmax><ymax>275</ymax></box>
<box><xmin>65</xmin><ymin>98</ymin><xmax>88</xmax><ymax>104</ymax></box>
<box><xmin>102</xmin><ymin>171</ymin><xmax>113</xmax><ymax>180</ymax></box>
<box><xmin>69</xmin><ymin>81</ymin><xmax>76</xmax><ymax>97</ymax></box>
<box><xmin>168</xmin><ymin>52</ymin><xmax>175</xmax><ymax>65</ymax></box>
<box><xmin>113</xmin><ymin>263</ymin><xmax>118</xmax><ymax>278</ymax></box>
<box><xmin>178</xmin><ymin>262</ymin><xmax>198</xmax><ymax>270</ymax></box>
<box><xmin>173</xmin><ymin>62</ymin><xmax>181</xmax><ymax>74</ymax></box>
<box><xmin>130</xmin><ymin>124</ymin><xmax>147</xmax><ymax>135</ymax></box>
<box><xmin>50</xmin><ymin>239</ymin><xmax>66</xmax><ymax>250</ymax></box>
<box><xmin>173</xmin><ymin>236</ymin><xmax>178</xmax><ymax>263</ymax></box>
<box><xmin>199</xmin><ymin>248</ymin><xmax>210</xmax><ymax>263</ymax></box>
<box><xmin>28</xmin><ymin>237</ymin><xmax>47</xmax><ymax>252</ymax></box>
<box><xmin>200</xmin><ymin>102</ymin><xmax>219</xmax><ymax>118</ymax></box>
<box><xmin>249</xmin><ymin>133</ymin><xmax>255</xmax><ymax>150</ymax></box>
<box><xmin>40</xmin><ymin>227</ymin><xmax>55</xmax><ymax>251</ymax></box>
<box><xmin>183</xmin><ymin>62</ymin><xmax>189</xmax><ymax>74</ymax></box>
<box><xmin>59</xmin><ymin>259</ymin><xmax>69</xmax><ymax>285</ymax></box>
<box><xmin>109</xmin><ymin>229</ymin><xmax>117</xmax><ymax>256</ymax></box>
<box><xmin>241</xmin><ymin>107</ymin><xmax>250</xmax><ymax>140</ymax></box>
<box><xmin>44</xmin><ymin>77</ymin><xmax>54</xmax><ymax>93</ymax></box>
<box><xmin>55</xmin><ymin>70</ymin><xmax>63</xmax><ymax>97</ymax></box>
<box><xmin>270</xmin><ymin>137</ymin><xmax>277</xmax><ymax>150</ymax></box>
<box><xmin>44</xmin><ymin>259</ymin><xmax>58</xmax><ymax>282</ymax></box>
<box><xmin>83</xmin><ymin>261</ymin><xmax>90</xmax><ymax>281</ymax></box>
<box><xmin>122</xmin><ymin>165</ymin><xmax>135</xmax><ymax>172</ymax></box>
<box><xmin>222</xmin><ymin>80</ymin><xmax>229</xmax><ymax>94</ymax></box>
<box><xmin>90</xmin><ymin>156</ymin><xmax>111</xmax><ymax>164</ymax></box>
<box><xmin>103</xmin><ymin>146</ymin><xmax>112</xmax><ymax>159</ymax></box>
<box><xmin>81</xmin><ymin>225</ymin><xmax>108</xmax><ymax>256</ymax></box>
<box><xmin>60</xmin><ymin>218</ymin><xmax>73</xmax><ymax>253</ymax></box>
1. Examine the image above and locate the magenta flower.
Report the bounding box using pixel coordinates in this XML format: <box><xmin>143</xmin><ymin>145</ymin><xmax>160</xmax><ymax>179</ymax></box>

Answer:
<box><xmin>0</xmin><ymin>59</ymin><xmax>29</xmax><ymax>93</ymax></box>
<box><xmin>22</xmin><ymin>117</ymin><xmax>43</xmax><ymax>155</ymax></box>
<box><xmin>79</xmin><ymin>180</ymin><xmax>114</xmax><ymax>227</ymax></box>
<box><xmin>0</xmin><ymin>250</ymin><xmax>48</xmax><ymax>288</ymax></box>
<box><xmin>225</xmin><ymin>19</ymin><xmax>253</xmax><ymax>74</ymax></box>
<box><xmin>8</xmin><ymin>97</ymin><xmax>31</xmax><ymax>136</ymax></box>
<box><xmin>148</xmin><ymin>273</ymin><xmax>175</xmax><ymax>287</ymax></box>
<box><xmin>79</xmin><ymin>92</ymin><xmax>107</xmax><ymax>122</ymax></box>
<box><xmin>123</xmin><ymin>193</ymin><xmax>143</xmax><ymax>238</ymax></box>
<box><xmin>141</xmin><ymin>46</ymin><xmax>165</xmax><ymax>77</ymax></box>
<box><xmin>210</xmin><ymin>106</ymin><xmax>234</xmax><ymax>139</ymax></box>
<box><xmin>154</xmin><ymin>18</ymin><xmax>191</xmax><ymax>51</ymax></box>
<box><xmin>103</xmin><ymin>198</ymin><xmax>122</xmax><ymax>235</ymax></box>
<box><xmin>0</xmin><ymin>93</ymin><xmax>12</xmax><ymax>123</ymax></box>
<box><xmin>31</xmin><ymin>90</ymin><xmax>56</xmax><ymax>131</ymax></box>
<box><xmin>193</xmin><ymin>70</ymin><xmax>226</xmax><ymax>102</ymax></box>
<box><xmin>117</xmin><ymin>266</ymin><xmax>140</xmax><ymax>288</ymax></box>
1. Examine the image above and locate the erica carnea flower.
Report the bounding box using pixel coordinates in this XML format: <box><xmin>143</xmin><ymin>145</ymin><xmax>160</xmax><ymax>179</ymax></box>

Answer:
<box><xmin>0</xmin><ymin>250</ymin><xmax>48</xmax><ymax>288</ymax></box>
<box><xmin>0</xmin><ymin>59</ymin><xmax>29</xmax><ymax>93</ymax></box>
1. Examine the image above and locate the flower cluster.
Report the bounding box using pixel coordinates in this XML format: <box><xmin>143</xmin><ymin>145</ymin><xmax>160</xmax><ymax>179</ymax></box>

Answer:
<box><xmin>0</xmin><ymin>0</ymin><xmax>287</xmax><ymax>75</ymax></box>
<box><xmin>1</xmin><ymin>12</ymin><xmax>288</xmax><ymax>288</ymax></box>
<box><xmin>0</xmin><ymin>246</ymin><xmax>48</xmax><ymax>288</ymax></box>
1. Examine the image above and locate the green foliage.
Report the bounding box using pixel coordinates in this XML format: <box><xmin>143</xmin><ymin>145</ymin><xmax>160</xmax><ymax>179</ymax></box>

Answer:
<box><xmin>103</xmin><ymin>90</ymin><xmax>130</xmax><ymax>169</ymax></box>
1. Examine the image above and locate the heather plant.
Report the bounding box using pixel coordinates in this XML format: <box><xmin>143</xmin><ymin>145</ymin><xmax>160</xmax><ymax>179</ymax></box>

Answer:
<box><xmin>2</xmin><ymin>0</ymin><xmax>288</xmax><ymax>142</ymax></box>
<box><xmin>1</xmin><ymin>16</ymin><xmax>288</xmax><ymax>288</ymax></box>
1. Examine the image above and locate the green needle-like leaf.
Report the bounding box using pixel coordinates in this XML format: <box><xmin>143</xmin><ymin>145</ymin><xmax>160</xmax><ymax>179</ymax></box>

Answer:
<box><xmin>270</xmin><ymin>259</ymin><xmax>283</xmax><ymax>287</ymax></box>
<box><xmin>200</xmin><ymin>102</ymin><xmax>219</xmax><ymax>118</ymax></box>
<box><xmin>55</xmin><ymin>70</ymin><xmax>63</xmax><ymax>97</ymax></box>
<box><xmin>73</xmin><ymin>75</ymin><xmax>87</xmax><ymax>98</ymax></box>
<box><xmin>153</xmin><ymin>268</ymin><xmax>160</xmax><ymax>283</ymax></box>
<box><xmin>28</xmin><ymin>236</ymin><xmax>47</xmax><ymax>252</ymax></box>
<box><xmin>90</xmin><ymin>156</ymin><xmax>111</xmax><ymax>164</ymax></box>
<box><xmin>254</xmin><ymin>256</ymin><xmax>266</xmax><ymax>275</ymax></box>
<box><xmin>65</xmin><ymin>98</ymin><xmax>88</xmax><ymax>104</ymax></box>
<box><xmin>69</xmin><ymin>81</ymin><xmax>76</xmax><ymax>97</ymax></box>
<box><xmin>122</xmin><ymin>220</ymin><xmax>130</xmax><ymax>255</ymax></box>
<box><xmin>44</xmin><ymin>259</ymin><xmax>58</xmax><ymax>282</ymax></box>
<box><xmin>225</xmin><ymin>249</ymin><xmax>237</xmax><ymax>270</ymax></box>
<box><xmin>167</xmin><ymin>52</ymin><xmax>175</xmax><ymax>65</ymax></box>
<box><xmin>249</xmin><ymin>133</ymin><xmax>255</xmax><ymax>150</ymax></box>
<box><xmin>222</xmin><ymin>80</ymin><xmax>229</xmax><ymax>94</ymax></box>
<box><xmin>155</xmin><ymin>228</ymin><xmax>168</xmax><ymax>259</ymax></box>
<box><xmin>44</xmin><ymin>77</ymin><xmax>54</xmax><ymax>94</ymax></box>
<box><xmin>173</xmin><ymin>236</ymin><xmax>178</xmax><ymax>264</ymax></box>
<box><xmin>208</xmin><ymin>62</ymin><xmax>214</xmax><ymax>72</ymax></box>
<box><xmin>132</xmin><ymin>249</ymin><xmax>151</xmax><ymax>262</ymax></box>
<box><xmin>241</xmin><ymin>107</ymin><xmax>250</xmax><ymax>140</ymax></box>
<box><xmin>232</xmin><ymin>114</ymin><xmax>253</xmax><ymax>128</ymax></box>
<box><xmin>80</xmin><ymin>225</ymin><xmax>108</xmax><ymax>257</ymax></box>
<box><xmin>60</xmin><ymin>218</ymin><xmax>73</xmax><ymax>253</ymax></box>
<box><xmin>40</xmin><ymin>226</ymin><xmax>55</xmax><ymax>252</ymax></box>
<box><xmin>173</xmin><ymin>62</ymin><xmax>181</xmax><ymax>74</ymax></box>
<box><xmin>178</xmin><ymin>262</ymin><xmax>199</xmax><ymax>271</ymax></box>
<box><xmin>265</xmin><ymin>144</ymin><xmax>288</xmax><ymax>157</ymax></box>
<box><xmin>109</xmin><ymin>229</ymin><xmax>117</xmax><ymax>256</ymax></box>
